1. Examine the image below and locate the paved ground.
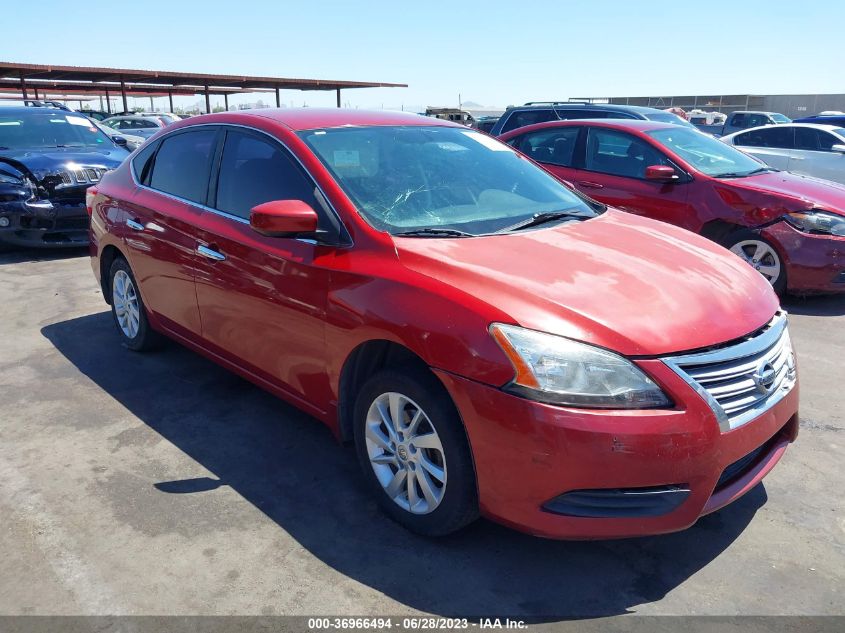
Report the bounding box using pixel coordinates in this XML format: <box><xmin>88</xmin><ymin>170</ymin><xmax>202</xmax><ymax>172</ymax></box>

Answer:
<box><xmin>0</xmin><ymin>248</ymin><xmax>842</xmax><ymax>620</ymax></box>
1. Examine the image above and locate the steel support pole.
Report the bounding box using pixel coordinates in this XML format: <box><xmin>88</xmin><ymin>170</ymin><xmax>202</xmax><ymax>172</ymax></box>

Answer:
<box><xmin>105</xmin><ymin>89</ymin><xmax>111</xmax><ymax>113</ymax></box>
<box><xmin>120</xmin><ymin>76</ymin><xmax>128</xmax><ymax>112</ymax></box>
<box><xmin>168</xmin><ymin>90</ymin><xmax>174</xmax><ymax>113</ymax></box>
<box><xmin>19</xmin><ymin>71</ymin><xmax>28</xmax><ymax>100</ymax></box>
<box><xmin>336</xmin><ymin>88</ymin><xmax>341</xmax><ymax>108</ymax></box>
<box><xmin>224</xmin><ymin>93</ymin><xmax>229</xmax><ymax>111</ymax></box>
<box><xmin>205</xmin><ymin>86</ymin><xmax>211</xmax><ymax>113</ymax></box>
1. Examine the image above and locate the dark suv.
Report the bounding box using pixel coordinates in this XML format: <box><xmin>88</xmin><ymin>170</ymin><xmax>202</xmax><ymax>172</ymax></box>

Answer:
<box><xmin>0</xmin><ymin>106</ymin><xmax>126</xmax><ymax>248</ymax></box>
<box><xmin>490</xmin><ymin>102</ymin><xmax>695</xmax><ymax>136</ymax></box>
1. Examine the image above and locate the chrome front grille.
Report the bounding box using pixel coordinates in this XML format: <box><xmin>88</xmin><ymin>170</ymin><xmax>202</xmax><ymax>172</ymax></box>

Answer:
<box><xmin>57</xmin><ymin>166</ymin><xmax>109</xmax><ymax>188</ymax></box>
<box><xmin>663</xmin><ymin>312</ymin><xmax>796</xmax><ymax>431</ymax></box>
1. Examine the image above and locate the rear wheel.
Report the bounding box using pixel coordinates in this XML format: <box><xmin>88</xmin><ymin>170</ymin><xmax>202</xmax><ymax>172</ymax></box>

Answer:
<box><xmin>353</xmin><ymin>367</ymin><xmax>478</xmax><ymax>536</ymax></box>
<box><xmin>723</xmin><ymin>230</ymin><xmax>786</xmax><ymax>295</ymax></box>
<box><xmin>109</xmin><ymin>257</ymin><xmax>161</xmax><ymax>351</ymax></box>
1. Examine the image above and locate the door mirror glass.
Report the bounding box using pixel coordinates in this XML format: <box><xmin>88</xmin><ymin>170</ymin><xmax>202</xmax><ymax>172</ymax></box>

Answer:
<box><xmin>250</xmin><ymin>200</ymin><xmax>319</xmax><ymax>237</ymax></box>
<box><xmin>831</xmin><ymin>144</ymin><xmax>845</xmax><ymax>153</ymax></box>
<box><xmin>112</xmin><ymin>135</ymin><xmax>127</xmax><ymax>146</ymax></box>
<box><xmin>645</xmin><ymin>165</ymin><xmax>678</xmax><ymax>181</ymax></box>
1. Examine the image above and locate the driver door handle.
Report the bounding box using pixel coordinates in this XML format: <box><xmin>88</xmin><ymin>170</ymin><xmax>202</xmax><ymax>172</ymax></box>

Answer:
<box><xmin>577</xmin><ymin>181</ymin><xmax>604</xmax><ymax>189</ymax></box>
<box><xmin>126</xmin><ymin>218</ymin><xmax>144</xmax><ymax>231</ymax></box>
<box><xmin>197</xmin><ymin>244</ymin><xmax>226</xmax><ymax>262</ymax></box>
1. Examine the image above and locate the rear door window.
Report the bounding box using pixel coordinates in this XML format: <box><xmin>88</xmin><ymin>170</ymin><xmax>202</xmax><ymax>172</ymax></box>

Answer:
<box><xmin>513</xmin><ymin>127</ymin><xmax>581</xmax><ymax>167</ymax></box>
<box><xmin>555</xmin><ymin>109</ymin><xmax>606</xmax><ymax>120</ymax></box>
<box><xmin>500</xmin><ymin>109</ymin><xmax>556</xmax><ymax>134</ymax></box>
<box><xmin>148</xmin><ymin>128</ymin><xmax>218</xmax><ymax>204</ymax></box>
<box><xmin>747</xmin><ymin>114</ymin><xmax>768</xmax><ymax>127</ymax></box>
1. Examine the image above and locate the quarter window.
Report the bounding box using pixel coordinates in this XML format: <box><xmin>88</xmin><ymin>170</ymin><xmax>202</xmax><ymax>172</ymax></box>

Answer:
<box><xmin>584</xmin><ymin>128</ymin><xmax>668</xmax><ymax>179</ymax></box>
<box><xmin>734</xmin><ymin>126</ymin><xmax>794</xmax><ymax>149</ymax></box>
<box><xmin>514</xmin><ymin>127</ymin><xmax>580</xmax><ymax>167</ymax></box>
<box><xmin>214</xmin><ymin>130</ymin><xmax>321</xmax><ymax>221</ymax></box>
<box><xmin>131</xmin><ymin>140</ymin><xmax>158</xmax><ymax>184</ymax></box>
<box><xmin>148</xmin><ymin>128</ymin><xmax>217</xmax><ymax>204</ymax></box>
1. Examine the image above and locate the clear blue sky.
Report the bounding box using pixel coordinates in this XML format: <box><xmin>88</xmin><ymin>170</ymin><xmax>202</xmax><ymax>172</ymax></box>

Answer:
<box><xmin>2</xmin><ymin>0</ymin><xmax>843</xmax><ymax>112</ymax></box>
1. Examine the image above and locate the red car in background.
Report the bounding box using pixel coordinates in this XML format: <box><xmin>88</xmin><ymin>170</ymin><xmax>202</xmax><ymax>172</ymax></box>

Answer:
<box><xmin>88</xmin><ymin>109</ymin><xmax>798</xmax><ymax>539</ymax></box>
<box><xmin>500</xmin><ymin>120</ymin><xmax>845</xmax><ymax>294</ymax></box>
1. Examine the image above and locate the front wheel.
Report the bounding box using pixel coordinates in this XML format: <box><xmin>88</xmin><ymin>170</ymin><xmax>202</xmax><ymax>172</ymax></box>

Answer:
<box><xmin>353</xmin><ymin>367</ymin><xmax>478</xmax><ymax>536</ymax></box>
<box><xmin>723</xmin><ymin>230</ymin><xmax>787</xmax><ymax>295</ymax></box>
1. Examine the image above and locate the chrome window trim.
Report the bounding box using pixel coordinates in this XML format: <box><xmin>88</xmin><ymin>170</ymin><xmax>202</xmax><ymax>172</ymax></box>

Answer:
<box><xmin>128</xmin><ymin>122</ymin><xmax>351</xmax><ymax>244</ymax></box>
<box><xmin>662</xmin><ymin>311</ymin><xmax>795</xmax><ymax>432</ymax></box>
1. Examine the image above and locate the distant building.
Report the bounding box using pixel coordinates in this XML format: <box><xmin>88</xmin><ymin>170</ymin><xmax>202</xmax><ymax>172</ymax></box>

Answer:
<box><xmin>573</xmin><ymin>94</ymin><xmax>845</xmax><ymax>119</ymax></box>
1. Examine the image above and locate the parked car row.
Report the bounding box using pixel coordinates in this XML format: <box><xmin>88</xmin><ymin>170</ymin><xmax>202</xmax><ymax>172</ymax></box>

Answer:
<box><xmin>88</xmin><ymin>108</ymin><xmax>799</xmax><ymax>540</ymax></box>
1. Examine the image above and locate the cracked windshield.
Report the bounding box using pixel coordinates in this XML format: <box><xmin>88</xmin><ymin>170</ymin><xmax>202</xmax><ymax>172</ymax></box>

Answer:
<box><xmin>298</xmin><ymin>126</ymin><xmax>598</xmax><ymax>236</ymax></box>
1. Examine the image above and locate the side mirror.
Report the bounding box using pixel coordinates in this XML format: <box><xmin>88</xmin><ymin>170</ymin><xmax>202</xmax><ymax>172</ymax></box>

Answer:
<box><xmin>112</xmin><ymin>135</ymin><xmax>128</xmax><ymax>146</ymax></box>
<box><xmin>250</xmin><ymin>200</ymin><xmax>319</xmax><ymax>237</ymax></box>
<box><xmin>831</xmin><ymin>144</ymin><xmax>845</xmax><ymax>153</ymax></box>
<box><xmin>645</xmin><ymin>165</ymin><xmax>678</xmax><ymax>182</ymax></box>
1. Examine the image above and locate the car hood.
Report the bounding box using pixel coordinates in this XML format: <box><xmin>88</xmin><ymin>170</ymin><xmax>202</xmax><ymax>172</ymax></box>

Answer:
<box><xmin>724</xmin><ymin>171</ymin><xmax>845</xmax><ymax>216</ymax></box>
<box><xmin>394</xmin><ymin>210</ymin><xmax>779</xmax><ymax>356</ymax></box>
<box><xmin>0</xmin><ymin>147</ymin><xmax>125</xmax><ymax>179</ymax></box>
<box><xmin>0</xmin><ymin>147</ymin><xmax>124</xmax><ymax>200</ymax></box>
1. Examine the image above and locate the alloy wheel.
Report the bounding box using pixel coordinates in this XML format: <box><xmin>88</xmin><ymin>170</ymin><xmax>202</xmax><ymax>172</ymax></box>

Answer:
<box><xmin>364</xmin><ymin>391</ymin><xmax>447</xmax><ymax>514</ymax></box>
<box><xmin>112</xmin><ymin>269</ymin><xmax>140</xmax><ymax>339</ymax></box>
<box><xmin>729</xmin><ymin>239</ymin><xmax>782</xmax><ymax>285</ymax></box>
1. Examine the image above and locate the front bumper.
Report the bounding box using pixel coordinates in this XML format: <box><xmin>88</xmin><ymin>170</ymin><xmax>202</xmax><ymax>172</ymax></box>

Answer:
<box><xmin>762</xmin><ymin>221</ymin><xmax>845</xmax><ymax>294</ymax></box>
<box><xmin>435</xmin><ymin>357</ymin><xmax>798</xmax><ymax>539</ymax></box>
<box><xmin>0</xmin><ymin>199</ymin><xmax>89</xmax><ymax>247</ymax></box>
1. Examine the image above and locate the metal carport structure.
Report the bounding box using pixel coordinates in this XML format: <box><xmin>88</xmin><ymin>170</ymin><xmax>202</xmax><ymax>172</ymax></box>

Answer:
<box><xmin>0</xmin><ymin>62</ymin><xmax>407</xmax><ymax>113</ymax></box>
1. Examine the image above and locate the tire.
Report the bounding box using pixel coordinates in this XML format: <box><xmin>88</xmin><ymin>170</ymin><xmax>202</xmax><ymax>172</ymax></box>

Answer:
<box><xmin>108</xmin><ymin>257</ymin><xmax>161</xmax><ymax>352</ymax></box>
<box><xmin>353</xmin><ymin>367</ymin><xmax>479</xmax><ymax>536</ymax></box>
<box><xmin>722</xmin><ymin>229</ymin><xmax>787</xmax><ymax>296</ymax></box>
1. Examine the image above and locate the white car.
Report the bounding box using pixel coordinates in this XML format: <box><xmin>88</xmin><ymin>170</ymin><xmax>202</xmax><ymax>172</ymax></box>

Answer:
<box><xmin>722</xmin><ymin>123</ymin><xmax>845</xmax><ymax>185</ymax></box>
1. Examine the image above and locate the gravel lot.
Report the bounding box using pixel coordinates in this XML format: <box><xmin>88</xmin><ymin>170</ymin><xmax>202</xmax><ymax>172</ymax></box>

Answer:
<box><xmin>0</xmin><ymin>248</ymin><xmax>842</xmax><ymax>619</ymax></box>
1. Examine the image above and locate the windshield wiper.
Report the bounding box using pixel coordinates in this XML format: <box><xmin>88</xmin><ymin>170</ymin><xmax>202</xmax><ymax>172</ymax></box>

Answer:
<box><xmin>393</xmin><ymin>227</ymin><xmax>474</xmax><ymax>238</ymax></box>
<box><xmin>497</xmin><ymin>210</ymin><xmax>584</xmax><ymax>233</ymax></box>
<box><xmin>715</xmin><ymin>166</ymin><xmax>778</xmax><ymax>178</ymax></box>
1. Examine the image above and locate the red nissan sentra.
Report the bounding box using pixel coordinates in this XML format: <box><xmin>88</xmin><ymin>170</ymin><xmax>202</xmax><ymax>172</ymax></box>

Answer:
<box><xmin>499</xmin><ymin>119</ymin><xmax>845</xmax><ymax>295</ymax></box>
<box><xmin>88</xmin><ymin>109</ymin><xmax>798</xmax><ymax>539</ymax></box>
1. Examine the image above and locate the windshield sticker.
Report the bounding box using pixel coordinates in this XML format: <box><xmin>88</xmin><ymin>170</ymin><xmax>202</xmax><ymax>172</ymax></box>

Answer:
<box><xmin>461</xmin><ymin>130</ymin><xmax>513</xmax><ymax>152</ymax></box>
<box><xmin>333</xmin><ymin>149</ymin><xmax>360</xmax><ymax>168</ymax></box>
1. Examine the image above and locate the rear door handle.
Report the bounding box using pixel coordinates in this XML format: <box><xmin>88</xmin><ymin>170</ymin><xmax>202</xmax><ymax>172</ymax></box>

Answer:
<box><xmin>197</xmin><ymin>244</ymin><xmax>226</xmax><ymax>261</ymax></box>
<box><xmin>577</xmin><ymin>181</ymin><xmax>604</xmax><ymax>189</ymax></box>
<box><xmin>126</xmin><ymin>218</ymin><xmax>144</xmax><ymax>231</ymax></box>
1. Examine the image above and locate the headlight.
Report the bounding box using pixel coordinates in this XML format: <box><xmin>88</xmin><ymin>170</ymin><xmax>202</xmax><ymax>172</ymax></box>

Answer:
<box><xmin>784</xmin><ymin>210</ymin><xmax>845</xmax><ymax>237</ymax></box>
<box><xmin>490</xmin><ymin>324</ymin><xmax>671</xmax><ymax>409</ymax></box>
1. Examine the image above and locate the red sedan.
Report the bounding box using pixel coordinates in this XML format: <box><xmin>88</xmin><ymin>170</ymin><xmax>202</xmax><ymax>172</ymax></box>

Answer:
<box><xmin>500</xmin><ymin>119</ymin><xmax>845</xmax><ymax>294</ymax></box>
<box><xmin>88</xmin><ymin>109</ymin><xmax>798</xmax><ymax>539</ymax></box>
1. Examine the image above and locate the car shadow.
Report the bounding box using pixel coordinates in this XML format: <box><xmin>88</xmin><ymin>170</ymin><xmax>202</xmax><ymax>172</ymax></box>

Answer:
<box><xmin>42</xmin><ymin>312</ymin><xmax>767</xmax><ymax>621</ymax></box>
<box><xmin>782</xmin><ymin>293</ymin><xmax>845</xmax><ymax>317</ymax></box>
<box><xmin>0</xmin><ymin>245</ymin><xmax>88</xmax><ymax>266</ymax></box>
